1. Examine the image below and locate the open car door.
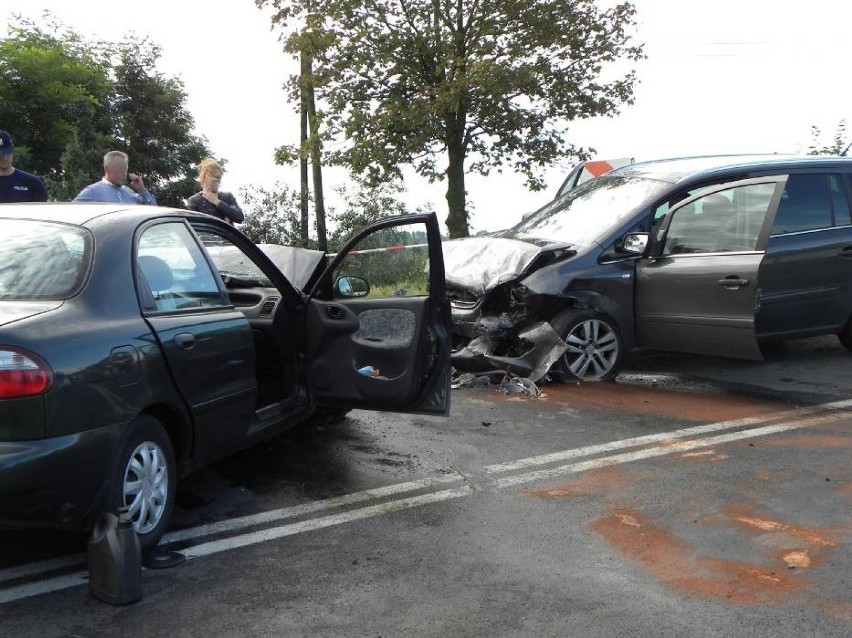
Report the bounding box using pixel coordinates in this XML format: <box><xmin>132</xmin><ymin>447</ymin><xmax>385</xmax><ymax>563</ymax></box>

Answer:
<box><xmin>303</xmin><ymin>213</ymin><xmax>451</xmax><ymax>415</ymax></box>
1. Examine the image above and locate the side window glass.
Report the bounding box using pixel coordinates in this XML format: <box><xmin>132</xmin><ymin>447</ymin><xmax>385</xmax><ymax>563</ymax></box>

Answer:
<box><xmin>326</xmin><ymin>222</ymin><xmax>430</xmax><ymax>301</ymax></box>
<box><xmin>831</xmin><ymin>175</ymin><xmax>851</xmax><ymax>226</ymax></box>
<box><xmin>663</xmin><ymin>183</ymin><xmax>776</xmax><ymax>255</ymax></box>
<box><xmin>137</xmin><ymin>223</ymin><xmax>224</xmax><ymax>311</ymax></box>
<box><xmin>652</xmin><ymin>181</ymin><xmax>739</xmax><ymax>240</ymax></box>
<box><xmin>196</xmin><ymin>231</ymin><xmax>276</xmax><ymax>292</ymax></box>
<box><xmin>319</xmin><ymin>221</ymin><xmax>431</xmax><ymax>355</ymax></box>
<box><xmin>771</xmin><ymin>174</ymin><xmax>832</xmax><ymax>234</ymax></box>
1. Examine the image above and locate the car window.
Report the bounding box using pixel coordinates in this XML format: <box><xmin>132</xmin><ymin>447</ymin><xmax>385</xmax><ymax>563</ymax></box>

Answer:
<box><xmin>770</xmin><ymin>174</ymin><xmax>833</xmax><ymax>234</ymax></box>
<box><xmin>136</xmin><ymin>222</ymin><xmax>225</xmax><ymax>311</ymax></box>
<box><xmin>0</xmin><ymin>220</ymin><xmax>90</xmax><ymax>300</ymax></box>
<box><xmin>327</xmin><ymin>223</ymin><xmax>430</xmax><ymax>300</ymax></box>
<box><xmin>832</xmin><ymin>175</ymin><xmax>851</xmax><ymax>226</ymax></box>
<box><xmin>197</xmin><ymin>232</ymin><xmax>275</xmax><ymax>289</ymax></box>
<box><xmin>663</xmin><ymin>183</ymin><xmax>776</xmax><ymax>255</ymax></box>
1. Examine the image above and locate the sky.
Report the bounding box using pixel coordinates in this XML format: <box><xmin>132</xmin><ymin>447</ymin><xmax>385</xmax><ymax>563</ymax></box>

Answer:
<box><xmin>2</xmin><ymin>0</ymin><xmax>852</xmax><ymax>234</ymax></box>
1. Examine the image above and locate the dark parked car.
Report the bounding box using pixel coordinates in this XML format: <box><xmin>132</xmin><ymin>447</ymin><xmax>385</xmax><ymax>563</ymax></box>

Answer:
<box><xmin>446</xmin><ymin>154</ymin><xmax>852</xmax><ymax>381</ymax></box>
<box><xmin>0</xmin><ymin>204</ymin><xmax>450</xmax><ymax>551</ymax></box>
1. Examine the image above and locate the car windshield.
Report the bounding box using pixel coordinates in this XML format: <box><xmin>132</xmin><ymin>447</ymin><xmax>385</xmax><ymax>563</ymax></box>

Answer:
<box><xmin>0</xmin><ymin>220</ymin><xmax>90</xmax><ymax>300</ymax></box>
<box><xmin>503</xmin><ymin>172</ymin><xmax>673</xmax><ymax>244</ymax></box>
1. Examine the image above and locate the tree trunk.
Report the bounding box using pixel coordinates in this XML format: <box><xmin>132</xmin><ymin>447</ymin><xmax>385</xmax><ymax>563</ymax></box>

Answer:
<box><xmin>299</xmin><ymin>49</ymin><xmax>310</xmax><ymax>246</ymax></box>
<box><xmin>445</xmin><ymin>144</ymin><xmax>469</xmax><ymax>238</ymax></box>
<box><xmin>305</xmin><ymin>51</ymin><xmax>327</xmax><ymax>252</ymax></box>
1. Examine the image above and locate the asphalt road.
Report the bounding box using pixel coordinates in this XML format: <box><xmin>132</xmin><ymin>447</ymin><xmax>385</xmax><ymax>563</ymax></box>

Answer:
<box><xmin>1</xmin><ymin>336</ymin><xmax>850</xmax><ymax>637</ymax></box>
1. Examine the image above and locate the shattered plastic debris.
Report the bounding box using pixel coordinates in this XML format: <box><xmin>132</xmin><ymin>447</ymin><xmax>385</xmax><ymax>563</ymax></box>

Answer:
<box><xmin>450</xmin><ymin>321</ymin><xmax>567</xmax><ymax>383</ymax></box>
<box><xmin>498</xmin><ymin>373</ymin><xmax>541</xmax><ymax>397</ymax></box>
<box><xmin>451</xmin><ymin>372</ymin><xmax>493</xmax><ymax>389</ymax></box>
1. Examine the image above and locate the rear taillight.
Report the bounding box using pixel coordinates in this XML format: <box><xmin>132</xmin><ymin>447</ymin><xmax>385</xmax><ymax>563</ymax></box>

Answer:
<box><xmin>0</xmin><ymin>347</ymin><xmax>54</xmax><ymax>398</ymax></box>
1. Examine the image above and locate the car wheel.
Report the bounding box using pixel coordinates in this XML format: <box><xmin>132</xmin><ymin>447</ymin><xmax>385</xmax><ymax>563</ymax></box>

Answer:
<box><xmin>551</xmin><ymin>310</ymin><xmax>623</xmax><ymax>381</ymax></box>
<box><xmin>110</xmin><ymin>415</ymin><xmax>176</xmax><ymax>554</ymax></box>
<box><xmin>838</xmin><ymin>322</ymin><xmax>852</xmax><ymax>352</ymax></box>
<box><xmin>313</xmin><ymin>407</ymin><xmax>351</xmax><ymax>426</ymax></box>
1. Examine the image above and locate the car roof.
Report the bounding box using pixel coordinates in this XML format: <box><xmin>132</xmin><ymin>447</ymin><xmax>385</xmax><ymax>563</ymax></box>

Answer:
<box><xmin>613</xmin><ymin>154</ymin><xmax>852</xmax><ymax>184</ymax></box>
<box><xmin>0</xmin><ymin>202</ymin><xmax>200</xmax><ymax>227</ymax></box>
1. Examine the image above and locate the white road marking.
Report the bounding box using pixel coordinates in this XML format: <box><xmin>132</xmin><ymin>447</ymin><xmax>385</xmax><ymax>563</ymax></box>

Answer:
<box><xmin>491</xmin><ymin>413</ymin><xmax>842</xmax><ymax>489</ymax></box>
<box><xmin>2</xmin><ymin>400</ymin><xmax>849</xmax><ymax>604</ymax></box>
<box><xmin>185</xmin><ymin>487</ymin><xmax>474</xmax><ymax>558</ymax></box>
<box><xmin>163</xmin><ymin>472</ymin><xmax>466</xmax><ymax>544</ymax></box>
<box><xmin>0</xmin><ymin>572</ymin><xmax>87</xmax><ymax>605</ymax></box>
<box><xmin>485</xmin><ymin>398</ymin><xmax>852</xmax><ymax>474</ymax></box>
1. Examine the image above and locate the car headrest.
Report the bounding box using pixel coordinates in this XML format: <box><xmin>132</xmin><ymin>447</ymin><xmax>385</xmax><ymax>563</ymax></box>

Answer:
<box><xmin>138</xmin><ymin>255</ymin><xmax>173</xmax><ymax>292</ymax></box>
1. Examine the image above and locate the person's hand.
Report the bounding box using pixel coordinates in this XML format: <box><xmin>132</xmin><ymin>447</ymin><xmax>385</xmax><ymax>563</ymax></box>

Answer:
<box><xmin>128</xmin><ymin>173</ymin><xmax>145</xmax><ymax>193</ymax></box>
<box><xmin>202</xmin><ymin>188</ymin><xmax>220</xmax><ymax>206</ymax></box>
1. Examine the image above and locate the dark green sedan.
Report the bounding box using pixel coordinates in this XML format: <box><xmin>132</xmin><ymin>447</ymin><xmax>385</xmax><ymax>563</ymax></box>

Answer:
<box><xmin>0</xmin><ymin>204</ymin><xmax>450</xmax><ymax>552</ymax></box>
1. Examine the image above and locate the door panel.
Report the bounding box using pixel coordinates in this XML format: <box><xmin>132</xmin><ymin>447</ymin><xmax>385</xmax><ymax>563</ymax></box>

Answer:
<box><xmin>636</xmin><ymin>253</ymin><xmax>763</xmax><ymax>359</ymax></box>
<box><xmin>757</xmin><ymin>173</ymin><xmax>852</xmax><ymax>337</ymax></box>
<box><xmin>136</xmin><ymin>221</ymin><xmax>257</xmax><ymax>460</ymax></box>
<box><xmin>303</xmin><ymin>213</ymin><xmax>450</xmax><ymax>415</ymax></box>
<box><xmin>636</xmin><ymin>180</ymin><xmax>778</xmax><ymax>360</ymax></box>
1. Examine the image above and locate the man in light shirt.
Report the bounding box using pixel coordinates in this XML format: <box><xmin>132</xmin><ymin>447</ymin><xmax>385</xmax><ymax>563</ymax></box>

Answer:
<box><xmin>74</xmin><ymin>150</ymin><xmax>157</xmax><ymax>205</ymax></box>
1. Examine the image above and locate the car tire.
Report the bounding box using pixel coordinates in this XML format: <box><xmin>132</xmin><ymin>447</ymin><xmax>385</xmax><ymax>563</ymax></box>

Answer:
<box><xmin>838</xmin><ymin>321</ymin><xmax>852</xmax><ymax>352</ymax></box>
<box><xmin>109</xmin><ymin>415</ymin><xmax>176</xmax><ymax>555</ymax></box>
<box><xmin>550</xmin><ymin>309</ymin><xmax>623</xmax><ymax>381</ymax></box>
<box><xmin>313</xmin><ymin>407</ymin><xmax>351</xmax><ymax>426</ymax></box>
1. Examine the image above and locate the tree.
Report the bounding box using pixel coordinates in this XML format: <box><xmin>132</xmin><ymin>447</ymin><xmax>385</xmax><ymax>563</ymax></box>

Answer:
<box><xmin>259</xmin><ymin>0</ymin><xmax>643</xmax><ymax>238</ymax></box>
<box><xmin>238</xmin><ymin>177</ymin><xmax>424</xmax><ymax>250</ymax></box>
<box><xmin>111</xmin><ymin>39</ymin><xmax>213</xmax><ymax>207</ymax></box>
<box><xmin>238</xmin><ymin>182</ymin><xmax>310</xmax><ymax>246</ymax></box>
<box><xmin>807</xmin><ymin>120</ymin><xmax>851</xmax><ymax>156</ymax></box>
<box><xmin>0</xmin><ymin>15</ymin><xmax>113</xmax><ymax>198</ymax></box>
<box><xmin>327</xmin><ymin>177</ymin><xmax>429</xmax><ymax>249</ymax></box>
<box><xmin>258</xmin><ymin>1</ymin><xmax>334</xmax><ymax>249</ymax></box>
<box><xmin>0</xmin><ymin>14</ymin><xmax>214</xmax><ymax>203</ymax></box>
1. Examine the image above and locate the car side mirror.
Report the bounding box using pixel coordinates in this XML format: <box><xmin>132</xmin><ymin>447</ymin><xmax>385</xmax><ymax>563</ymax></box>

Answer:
<box><xmin>333</xmin><ymin>275</ymin><xmax>370</xmax><ymax>298</ymax></box>
<box><xmin>621</xmin><ymin>232</ymin><xmax>649</xmax><ymax>255</ymax></box>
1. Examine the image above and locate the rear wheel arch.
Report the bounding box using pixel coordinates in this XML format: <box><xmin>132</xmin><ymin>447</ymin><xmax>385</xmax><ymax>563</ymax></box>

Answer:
<box><xmin>142</xmin><ymin>403</ymin><xmax>192</xmax><ymax>471</ymax></box>
<box><xmin>837</xmin><ymin>312</ymin><xmax>852</xmax><ymax>352</ymax></box>
<box><xmin>109</xmin><ymin>414</ymin><xmax>177</xmax><ymax>554</ymax></box>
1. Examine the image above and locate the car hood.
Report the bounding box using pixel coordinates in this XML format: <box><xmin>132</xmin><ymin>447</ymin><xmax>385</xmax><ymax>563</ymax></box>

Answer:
<box><xmin>257</xmin><ymin>244</ymin><xmax>327</xmax><ymax>291</ymax></box>
<box><xmin>0</xmin><ymin>301</ymin><xmax>63</xmax><ymax>327</ymax></box>
<box><xmin>443</xmin><ymin>235</ymin><xmax>570</xmax><ymax>294</ymax></box>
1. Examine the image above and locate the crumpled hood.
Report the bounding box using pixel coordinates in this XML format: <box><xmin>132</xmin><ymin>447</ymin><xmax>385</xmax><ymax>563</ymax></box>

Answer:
<box><xmin>0</xmin><ymin>301</ymin><xmax>63</xmax><ymax>327</ymax></box>
<box><xmin>257</xmin><ymin>244</ymin><xmax>327</xmax><ymax>291</ymax></box>
<box><xmin>442</xmin><ymin>235</ymin><xmax>576</xmax><ymax>295</ymax></box>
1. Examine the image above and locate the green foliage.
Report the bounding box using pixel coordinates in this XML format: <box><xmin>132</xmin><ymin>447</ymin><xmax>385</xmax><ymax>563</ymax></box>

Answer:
<box><xmin>238</xmin><ymin>182</ymin><xmax>308</xmax><ymax>246</ymax></box>
<box><xmin>807</xmin><ymin>120</ymin><xmax>851</xmax><ymax>156</ymax></box>
<box><xmin>329</xmin><ymin>179</ymin><xmax>430</xmax><ymax>291</ymax></box>
<box><xmin>237</xmin><ymin>177</ymin><xmax>429</xmax><ymax>291</ymax></box>
<box><xmin>110</xmin><ymin>39</ymin><xmax>212</xmax><ymax>207</ymax></box>
<box><xmin>258</xmin><ymin>0</ymin><xmax>644</xmax><ymax>238</ymax></box>
<box><xmin>0</xmin><ymin>13</ymin><xmax>213</xmax><ymax>203</ymax></box>
<box><xmin>327</xmin><ymin>178</ymin><xmax>430</xmax><ymax>250</ymax></box>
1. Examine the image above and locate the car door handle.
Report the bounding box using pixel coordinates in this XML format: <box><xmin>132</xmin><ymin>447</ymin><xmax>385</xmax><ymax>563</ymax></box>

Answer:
<box><xmin>174</xmin><ymin>333</ymin><xmax>195</xmax><ymax>350</ymax></box>
<box><xmin>326</xmin><ymin>305</ymin><xmax>346</xmax><ymax>320</ymax></box>
<box><xmin>717</xmin><ymin>276</ymin><xmax>749</xmax><ymax>289</ymax></box>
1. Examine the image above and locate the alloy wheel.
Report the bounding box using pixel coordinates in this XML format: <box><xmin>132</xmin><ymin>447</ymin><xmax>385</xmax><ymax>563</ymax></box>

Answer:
<box><xmin>562</xmin><ymin>317</ymin><xmax>620</xmax><ymax>380</ymax></box>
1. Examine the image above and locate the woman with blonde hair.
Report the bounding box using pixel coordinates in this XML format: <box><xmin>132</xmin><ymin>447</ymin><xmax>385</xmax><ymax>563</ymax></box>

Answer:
<box><xmin>185</xmin><ymin>158</ymin><xmax>244</xmax><ymax>224</ymax></box>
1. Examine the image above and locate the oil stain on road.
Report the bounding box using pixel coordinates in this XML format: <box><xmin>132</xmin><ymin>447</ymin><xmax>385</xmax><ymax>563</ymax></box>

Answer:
<box><xmin>525</xmin><ymin>422</ymin><xmax>852</xmax><ymax>622</ymax></box>
<box><xmin>492</xmin><ymin>377</ymin><xmax>792</xmax><ymax>423</ymax></box>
